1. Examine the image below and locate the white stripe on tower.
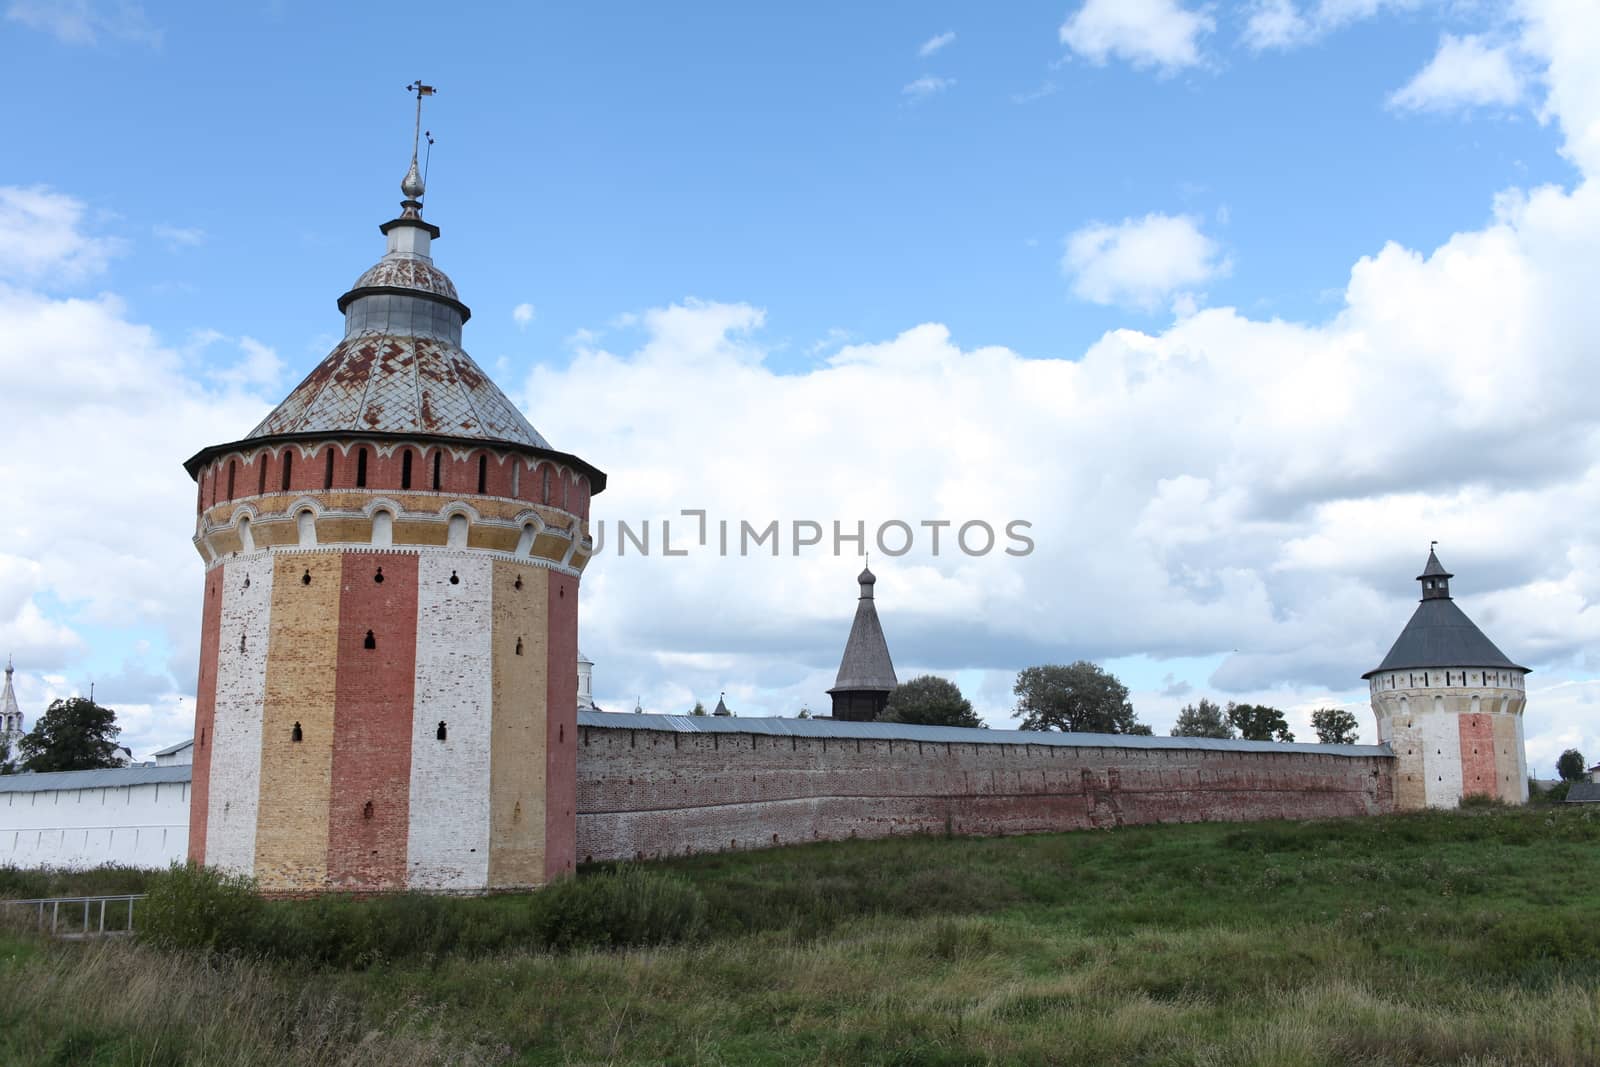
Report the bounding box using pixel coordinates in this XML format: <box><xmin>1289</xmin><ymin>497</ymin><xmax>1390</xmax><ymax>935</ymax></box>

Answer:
<box><xmin>1420</xmin><ymin>706</ymin><xmax>1462</xmax><ymax>808</ymax></box>
<box><xmin>407</xmin><ymin>551</ymin><xmax>494</xmax><ymax>890</ymax></box>
<box><xmin>206</xmin><ymin>553</ymin><xmax>274</xmax><ymax>873</ymax></box>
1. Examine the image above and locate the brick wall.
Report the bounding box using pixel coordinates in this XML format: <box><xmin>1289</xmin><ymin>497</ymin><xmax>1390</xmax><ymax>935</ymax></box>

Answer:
<box><xmin>574</xmin><ymin>725</ymin><xmax>1395</xmax><ymax>863</ymax></box>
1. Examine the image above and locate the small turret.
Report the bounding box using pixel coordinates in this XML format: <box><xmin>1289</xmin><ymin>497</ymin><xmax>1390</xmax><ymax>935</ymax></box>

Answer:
<box><xmin>826</xmin><ymin>565</ymin><xmax>898</xmax><ymax>721</ymax></box>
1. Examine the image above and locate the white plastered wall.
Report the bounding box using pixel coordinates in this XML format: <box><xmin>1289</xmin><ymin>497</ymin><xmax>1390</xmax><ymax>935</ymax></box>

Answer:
<box><xmin>406</xmin><ymin>552</ymin><xmax>494</xmax><ymax>890</ymax></box>
<box><xmin>206</xmin><ymin>553</ymin><xmax>274</xmax><ymax>874</ymax></box>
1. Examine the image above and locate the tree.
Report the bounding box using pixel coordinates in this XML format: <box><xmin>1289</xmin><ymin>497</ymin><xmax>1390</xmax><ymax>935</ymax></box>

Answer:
<box><xmin>1227</xmin><ymin>703</ymin><xmax>1295</xmax><ymax>743</ymax></box>
<box><xmin>1013</xmin><ymin>662</ymin><xmax>1148</xmax><ymax>734</ymax></box>
<box><xmin>881</xmin><ymin>675</ymin><xmax>985</xmax><ymax>728</ymax></box>
<box><xmin>689</xmin><ymin>701</ymin><xmax>707</xmax><ymax>717</ymax></box>
<box><xmin>1171</xmin><ymin>698</ymin><xmax>1233</xmax><ymax>739</ymax></box>
<box><xmin>1311</xmin><ymin>707</ymin><xmax>1360</xmax><ymax>745</ymax></box>
<box><xmin>0</xmin><ymin>735</ymin><xmax>13</xmax><ymax>775</ymax></box>
<box><xmin>1557</xmin><ymin>748</ymin><xmax>1587</xmax><ymax>782</ymax></box>
<box><xmin>17</xmin><ymin>697</ymin><xmax>123</xmax><ymax>772</ymax></box>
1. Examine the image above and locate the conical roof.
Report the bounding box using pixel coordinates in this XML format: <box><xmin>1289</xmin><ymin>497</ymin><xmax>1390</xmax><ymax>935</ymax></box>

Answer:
<box><xmin>246</xmin><ymin>334</ymin><xmax>550</xmax><ymax>448</ymax></box>
<box><xmin>1</xmin><ymin>659</ymin><xmax>20</xmax><ymax>720</ymax></box>
<box><xmin>828</xmin><ymin>566</ymin><xmax>898</xmax><ymax>693</ymax></box>
<box><xmin>1363</xmin><ymin>552</ymin><xmax>1527</xmax><ymax>678</ymax></box>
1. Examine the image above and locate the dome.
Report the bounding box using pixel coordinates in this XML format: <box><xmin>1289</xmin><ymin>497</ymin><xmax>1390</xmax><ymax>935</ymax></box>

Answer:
<box><xmin>347</xmin><ymin>254</ymin><xmax>460</xmax><ymax>303</ymax></box>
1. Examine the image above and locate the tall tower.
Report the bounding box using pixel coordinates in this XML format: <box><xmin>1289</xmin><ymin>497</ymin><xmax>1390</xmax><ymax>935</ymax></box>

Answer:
<box><xmin>827</xmin><ymin>566</ymin><xmax>898</xmax><ymax>721</ymax></box>
<box><xmin>0</xmin><ymin>658</ymin><xmax>24</xmax><ymax>752</ymax></box>
<box><xmin>182</xmin><ymin>102</ymin><xmax>605</xmax><ymax>893</ymax></box>
<box><xmin>1364</xmin><ymin>549</ymin><xmax>1529</xmax><ymax>808</ymax></box>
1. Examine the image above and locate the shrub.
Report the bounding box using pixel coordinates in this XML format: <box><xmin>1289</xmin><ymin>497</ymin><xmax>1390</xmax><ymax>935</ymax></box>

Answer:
<box><xmin>140</xmin><ymin>863</ymin><xmax>262</xmax><ymax>952</ymax></box>
<box><xmin>534</xmin><ymin>867</ymin><xmax>706</xmax><ymax>952</ymax></box>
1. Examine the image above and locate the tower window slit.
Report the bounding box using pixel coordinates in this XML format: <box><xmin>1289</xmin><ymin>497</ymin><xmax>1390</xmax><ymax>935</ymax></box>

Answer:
<box><xmin>257</xmin><ymin>461</ymin><xmax>267</xmax><ymax>495</ymax></box>
<box><xmin>515</xmin><ymin>637</ymin><xmax>523</xmax><ymax>656</ymax></box>
<box><xmin>362</xmin><ymin>801</ymin><xmax>373</xmax><ymax>820</ymax></box>
<box><xmin>356</xmin><ymin>447</ymin><xmax>368</xmax><ymax>488</ymax></box>
<box><xmin>282</xmin><ymin>451</ymin><xmax>292</xmax><ymax>491</ymax></box>
<box><xmin>324</xmin><ymin>449</ymin><xmax>335</xmax><ymax>489</ymax></box>
<box><xmin>432</xmin><ymin>452</ymin><xmax>441</xmax><ymax>491</ymax></box>
<box><xmin>401</xmin><ymin>450</ymin><xmax>413</xmax><ymax>490</ymax></box>
<box><xmin>226</xmin><ymin>461</ymin><xmax>236</xmax><ymax>501</ymax></box>
<box><xmin>436</xmin><ymin>721</ymin><xmax>447</xmax><ymax>741</ymax></box>
<box><xmin>374</xmin><ymin>567</ymin><xmax>384</xmax><ymax>584</ymax></box>
<box><xmin>363</xmin><ymin>630</ymin><xmax>376</xmax><ymax>650</ymax></box>
<box><xmin>291</xmin><ymin>722</ymin><xmax>303</xmax><ymax>743</ymax></box>
<box><xmin>477</xmin><ymin>455</ymin><xmax>487</xmax><ymax>493</ymax></box>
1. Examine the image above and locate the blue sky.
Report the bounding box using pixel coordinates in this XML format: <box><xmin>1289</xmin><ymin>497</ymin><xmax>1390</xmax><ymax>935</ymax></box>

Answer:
<box><xmin>8</xmin><ymin>2</ymin><xmax>1570</xmax><ymax>369</ymax></box>
<box><xmin>4</xmin><ymin>0</ymin><xmax>1599</xmax><ymax>770</ymax></box>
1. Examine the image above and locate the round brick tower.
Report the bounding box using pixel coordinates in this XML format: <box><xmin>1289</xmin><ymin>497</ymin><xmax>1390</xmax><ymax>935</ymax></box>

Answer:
<box><xmin>182</xmin><ymin>147</ymin><xmax>604</xmax><ymax>893</ymax></box>
<box><xmin>1364</xmin><ymin>549</ymin><xmax>1529</xmax><ymax>809</ymax></box>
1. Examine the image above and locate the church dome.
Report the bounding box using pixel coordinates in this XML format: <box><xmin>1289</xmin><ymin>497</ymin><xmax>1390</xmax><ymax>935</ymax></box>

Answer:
<box><xmin>347</xmin><ymin>254</ymin><xmax>460</xmax><ymax>303</ymax></box>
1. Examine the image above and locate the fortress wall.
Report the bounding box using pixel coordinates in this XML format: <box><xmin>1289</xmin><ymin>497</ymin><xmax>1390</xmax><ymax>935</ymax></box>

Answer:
<box><xmin>574</xmin><ymin>724</ymin><xmax>1396</xmax><ymax>864</ymax></box>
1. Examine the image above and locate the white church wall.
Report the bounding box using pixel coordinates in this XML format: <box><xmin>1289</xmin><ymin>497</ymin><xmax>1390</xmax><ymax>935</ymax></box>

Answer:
<box><xmin>0</xmin><ymin>774</ymin><xmax>190</xmax><ymax>869</ymax></box>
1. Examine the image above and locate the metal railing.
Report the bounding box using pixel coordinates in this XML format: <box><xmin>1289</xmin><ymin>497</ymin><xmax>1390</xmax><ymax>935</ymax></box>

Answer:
<box><xmin>4</xmin><ymin>895</ymin><xmax>145</xmax><ymax>939</ymax></box>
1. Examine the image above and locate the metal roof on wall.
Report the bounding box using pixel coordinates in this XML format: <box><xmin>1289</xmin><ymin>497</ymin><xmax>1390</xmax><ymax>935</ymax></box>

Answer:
<box><xmin>0</xmin><ymin>765</ymin><xmax>193</xmax><ymax>793</ymax></box>
<box><xmin>577</xmin><ymin>710</ymin><xmax>1391</xmax><ymax>758</ymax></box>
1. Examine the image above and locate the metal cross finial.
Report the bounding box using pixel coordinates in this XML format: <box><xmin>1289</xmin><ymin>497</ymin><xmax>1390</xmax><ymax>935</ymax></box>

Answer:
<box><xmin>1430</xmin><ymin>540</ymin><xmax>1438</xmax><ymax>551</ymax></box>
<box><xmin>401</xmin><ymin>80</ymin><xmax>436</xmax><ymax>201</ymax></box>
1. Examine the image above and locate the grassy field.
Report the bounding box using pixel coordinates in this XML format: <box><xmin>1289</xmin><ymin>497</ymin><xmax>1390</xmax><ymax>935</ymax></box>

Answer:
<box><xmin>2</xmin><ymin>804</ymin><xmax>1598</xmax><ymax>1065</ymax></box>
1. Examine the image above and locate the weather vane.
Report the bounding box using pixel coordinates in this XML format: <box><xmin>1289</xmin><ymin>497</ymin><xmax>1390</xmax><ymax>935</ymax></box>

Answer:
<box><xmin>402</xmin><ymin>80</ymin><xmax>436</xmax><ymax>202</ymax></box>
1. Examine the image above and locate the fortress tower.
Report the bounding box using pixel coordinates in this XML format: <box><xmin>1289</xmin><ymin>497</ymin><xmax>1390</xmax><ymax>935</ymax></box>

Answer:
<box><xmin>827</xmin><ymin>566</ymin><xmax>898</xmax><ymax>721</ymax></box>
<box><xmin>182</xmin><ymin>111</ymin><xmax>604</xmax><ymax>893</ymax></box>
<box><xmin>0</xmin><ymin>659</ymin><xmax>24</xmax><ymax>753</ymax></box>
<box><xmin>1364</xmin><ymin>550</ymin><xmax>1528</xmax><ymax>808</ymax></box>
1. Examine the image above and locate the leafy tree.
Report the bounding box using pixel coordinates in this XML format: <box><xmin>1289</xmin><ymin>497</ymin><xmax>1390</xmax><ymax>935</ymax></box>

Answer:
<box><xmin>689</xmin><ymin>701</ymin><xmax>707</xmax><ymax>717</ymax></box>
<box><xmin>1311</xmin><ymin>707</ymin><xmax>1361</xmax><ymax>745</ymax></box>
<box><xmin>1171</xmin><ymin>698</ymin><xmax>1234</xmax><ymax>739</ymax></box>
<box><xmin>1557</xmin><ymin>748</ymin><xmax>1587</xmax><ymax>782</ymax></box>
<box><xmin>17</xmin><ymin>697</ymin><xmax>123</xmax><ymax>772</ymax></box>
<box><xmin>0</xmin><ymin>736</ymin><xmax>14</xmax><ymax>775</ymax></box>
<box><xmin>881</xmin><ymin>675</ymin><xmax>985</xmax><ymax>728</ymax></box>
<box><xmin>1013</xmin><ymin>662</ymin><xmax>1148</xmax><ymax>734</ymax></box>
<box><xmin>1227</xmin><ymin>702</ymin><xmax>1295</xmax><ymax>743</ymax></box>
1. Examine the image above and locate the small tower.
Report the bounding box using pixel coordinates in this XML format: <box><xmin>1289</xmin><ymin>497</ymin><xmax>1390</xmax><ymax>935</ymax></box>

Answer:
<box><xmin>576</xmin><ymin>651</ymin><xmax>597</xmax><ymax>711</ymax></box>
<box><xmin>827</xmin><ymin>566</ymin><xmax>898</xmax><ymax>721</ymax></box>
<box><xmin>182</xmin><ymin>91</ymin><xmax>605</xmax><ymax>893</ymax></box>
<box><xmin>713</xmin><ymin>692</ymin><xmax>733</xmax><ymax>716</ymax></box>
<box><xmin>1364</xmin><ymin>549</ymin><xmax>1530</xmax><ymax>808</ymax></box>
<box><xmin>0</xmin><ymin>658</ymin><xmax>25</xmax><ymax>751</ymax></box>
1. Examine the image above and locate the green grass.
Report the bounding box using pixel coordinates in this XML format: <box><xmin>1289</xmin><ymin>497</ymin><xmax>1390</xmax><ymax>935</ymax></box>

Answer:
<box><xmin>2</xmin><ymin>806</ymin><xmax>1599</xmax><ymax>1064</ymax></box>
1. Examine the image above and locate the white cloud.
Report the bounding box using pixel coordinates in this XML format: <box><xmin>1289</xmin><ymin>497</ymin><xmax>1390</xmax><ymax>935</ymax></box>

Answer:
<box><xmin>1242</xmin><ymin>0</ymin><xmax>1417</xmax><ymax>52</ymax></box>
<box><xmin>902</xmin><ymin>75</ymin><xmax>955</xmax><ymax>100</ymax></box>
<box><xmin>0</xmin><ymin>186</ymin><xmax>121</xmax><ymax>284</ymax></box>
<box><xmin>1062</xmin><ymin>212</ymin><xmax>1229</xmax><ymax>311</ymax></box>
<box><xmin>0</xmin><ymin>187</ymin><xmax>275</xmax><ymax>756</ymax></box>
<box><xmin>512</xmin><ymin>302</ymin><xmax>536</xmax><ymax>328</ymax></box>
<box><xmin>1389</xmin><ymin>34</ymin><xmax>1525</xmax><ymax>113</ymax></box>
<box><xmin>152</xmin><ymin>223</ymin><xmax>205</xmax><ymax>249</ymax></box>
<box><xmin>5</xmin><ymin>0</ymin><xmax>161</xmax><ymax>46</ymax></box>
<box><xmin>918</xmin><ymin>31</ymin><xmax>955</xmax><ymax>57</ymax></box>
<box><xmin>527</xmin><ymin>1</ymin><xmax>1600</xmax><ymax>765</ymax></box>
<box><xmin>1060</xmin><ymin>0</ymin><xmax>1213</xmax><ymax>74</ymax></box>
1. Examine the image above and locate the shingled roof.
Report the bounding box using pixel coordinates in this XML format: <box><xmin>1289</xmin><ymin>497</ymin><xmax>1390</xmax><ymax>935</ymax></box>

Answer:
<box><xmin>1363</xmin><ymin>550</ymin><xmax>1528</xmax><ymax>678</ymax></box>
<box><xmin>828</xmin><ymin>566</ymin><xmax>898</xmax><ymax>694</ymax></box>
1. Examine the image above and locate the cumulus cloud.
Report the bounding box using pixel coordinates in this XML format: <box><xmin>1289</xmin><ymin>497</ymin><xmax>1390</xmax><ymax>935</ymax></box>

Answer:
<box><xmin>1060</xmin><ymin>0</ymin><xmax>1213</xmax><ymax>74</ymax></box>
<box><xmin>5</xmin><ymin>0</ymin><xmax>161</xmax><ymax>46</ymax></box>
<box><xmin>0</xmin><ymin>186</ymin><xmax>275</xmax><ymax>755</ymax></box>
<box><xmin>1389</xmin><ymin>34</ymin><xmax>1525</xmax><ymax>113</ymax></box>
<box><xmin>522</xmin><ymin>2</ymin><xmax>1600</xmax><ymax>765</ymax></box>
<box><xmin>1062</xmin><ymin>212</ymin><xmax>1228</xmax><ymax>311</ymax></box>
<box><xmin>1242</xmin><ymin>0</ymin><xmax>1417</xmax><ymax>52</ymax></box>
<box><xmin>0</xmin><ymin>186</ymin><xmax>121</xmax><ymax>284</ymax></box>
<box><xmin>512</xmin><ymin>302</ymin><xmax>536</xmax><ymax>328</ymax></box>
<box><xmin>918</xmin><ymin>31</ymin><xmax>955</xmax><ymax>57</ymax></box>
<box><xmin>902</xmin><ymin>75</ymin><xmax>955</xmax><ymax>101</ymax></box>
